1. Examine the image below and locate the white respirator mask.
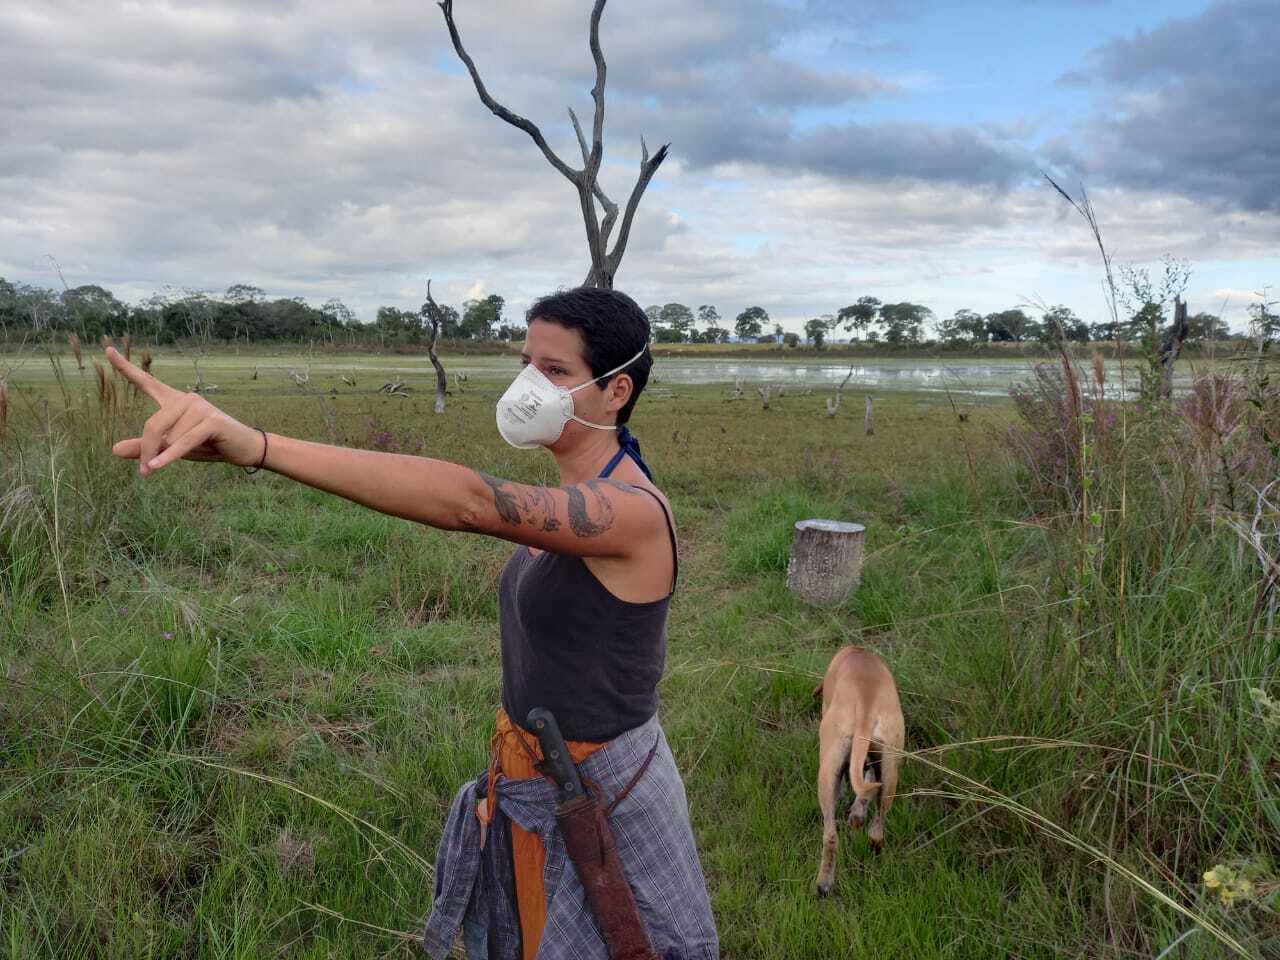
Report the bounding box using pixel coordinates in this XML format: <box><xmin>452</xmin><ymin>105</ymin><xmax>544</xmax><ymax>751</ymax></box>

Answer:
<box><xmin>495</xmin><ymin>343</ymin><xmax>648</xmax><ymax>449</ymax></box>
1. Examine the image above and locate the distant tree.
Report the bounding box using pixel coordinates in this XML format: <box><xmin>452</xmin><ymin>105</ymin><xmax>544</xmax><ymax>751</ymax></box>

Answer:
<box><xmin>782</xmin><ymin>331</ymin><xmax>801</xmax><ymax>347</ymax></box>
<box><xmin>878</xmin><ymin>302</ymin><xmax>931</xmax><ymax>344</ymax></box>
<box><xmin>939</xmin><ymin>308</ymin><xmax>987</xmax><ymax>344</ymax></box>
<box><xmin>804</xmin><ymin>315</ymin><xmax>831</xmax><ymax>348</ymax></box>
<box><xmin>321</xmin><ymin>298</ymin><xmax>356</xmax><ymax>329</ymax></box>
<box><xmin>837</xmin><ymin>296</ymin><xmax>881</xmax><ymax>339</ymax></box>
<box><xmin>735</xmin><ymin>305</ymin><xmax>769</xmax><ymax>340</ymax></box>
<box><xmin>697</xmin><ymin>305</ymin><xmax>720</xmax><ymax>329</ymax></box>
<box><xmin>654</xmin><ymin>327</ymin><xmax>685</xmax><ymax>343</ymax></box>
<box><xmin>62</xmin><ymin>284</ymin><xmax>128</xmax><ymax>337</ymax></box>
<box><xmin>375</xmin><ymin>306</ymin><xmax>420</xmax><ymax>345</ymax></box>
<box><xmin>1090</xmin><ymin>320</ymin><xmax>1122</xmax><ymax>341</ymax></box>
<box><xmin>658</xmin><ymin>302</ymin><xmax>694</xmax><ymax>341</ymax></box>
<box><xmin>703</xmin><ymin>325</ymin><xmax>730</xmax><ymax>344</ymax></box>
<box><xmin>435</xmin><ymin>304</ymin><xmax>462</xmax><ymax>338</ymax></box>
<box><xmin>1185</xmin><ymin>312</ymin><xmax>1230</xmax><ymax>342</ymax></box>
<box><xmin>985</xmin><ymin>308</ymin><xmax>1033</xmax><ymax>342</ymax></box>
<box><xmin>1039</xmin><ymin>305</ymin><xmax>1090</xmax><ymax>343</ymax></box>
<box><xmin>224</xmin><ymin>283</ymin><xmax>266</xmax><ymax>305</ymax></box>
<box><xmin>461</xmin><ymin>294</ymin><xmax>504</xmax><ymax>339</ymax></box>
<box><xmin>497</xmin><ymin>323</ymin><xmax>527</xmax><ymax>341</ymax></box>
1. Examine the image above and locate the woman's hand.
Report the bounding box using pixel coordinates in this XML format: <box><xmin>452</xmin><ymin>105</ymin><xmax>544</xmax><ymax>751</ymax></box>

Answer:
<box><xmin>105</xmin><ymin>346</ymin><xmax>265</xmax><ymax>475</ymax></box>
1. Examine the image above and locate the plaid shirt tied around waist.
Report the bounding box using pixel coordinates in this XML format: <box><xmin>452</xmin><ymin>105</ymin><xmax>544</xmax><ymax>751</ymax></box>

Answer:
<box><xmin>422</xmin><ymin>714</ymin><xmax>719</xmax><ymax>960</ymax></box>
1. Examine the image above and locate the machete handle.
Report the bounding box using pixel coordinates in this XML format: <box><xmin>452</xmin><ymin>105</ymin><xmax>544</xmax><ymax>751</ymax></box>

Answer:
<box><xmin>527</xmin><ymin>707</ymin><xmax>587</xmax><ymax>804</ymax></box>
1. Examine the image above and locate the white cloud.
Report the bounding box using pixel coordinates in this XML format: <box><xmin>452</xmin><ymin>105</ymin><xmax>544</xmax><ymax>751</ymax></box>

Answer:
<box><xmin>0</xmin><ymin>0</ymin><xmax>1276</xmax><ymax>336</ymax></box>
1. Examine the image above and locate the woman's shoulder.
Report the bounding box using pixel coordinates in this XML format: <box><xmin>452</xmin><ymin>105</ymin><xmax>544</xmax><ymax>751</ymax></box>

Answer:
<box><xmin>602</xmin><ymin>474</ymin><xmax>674</xmax><ymax>528</ymax></box>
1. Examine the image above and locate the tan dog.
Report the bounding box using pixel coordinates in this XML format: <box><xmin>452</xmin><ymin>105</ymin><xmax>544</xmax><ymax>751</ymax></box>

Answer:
<box><xmin>813</xmin><ymin>646</ymin><xmax>904</xmax><ymax>896</ymax></box>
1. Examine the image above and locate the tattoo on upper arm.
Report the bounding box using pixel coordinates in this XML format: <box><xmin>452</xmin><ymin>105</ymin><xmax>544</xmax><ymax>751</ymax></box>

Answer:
<box><xmin>479</xmin><ymin>473</ymin><xmax>521</xmax><ymax>525</ymax></box>
<box><xmin>477</xmin><ymin>473</ymin><xmax>645</xmax><ymax>539</ymax></box>
<box><xmin>478</xmin><ymin>472</ymin><xmax>562</xmax><ymax>531</ymax></box>
<box><xmin>565</xmin><ymin>481</ymin><xmax>621</xmax><ymax>537</ymax></box>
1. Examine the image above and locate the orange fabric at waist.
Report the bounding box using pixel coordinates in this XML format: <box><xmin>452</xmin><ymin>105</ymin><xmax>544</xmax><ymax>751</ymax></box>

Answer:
<box><xmin>482</xmin><ymin>708</ymin><xmax>606</xmax><ymax>960</ymax></box>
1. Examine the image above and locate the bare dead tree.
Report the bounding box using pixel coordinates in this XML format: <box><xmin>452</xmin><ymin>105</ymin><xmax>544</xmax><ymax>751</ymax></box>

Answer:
<box><xmin>422</xmin><ymin>280</ymin><xmax>450</xmax><ymax>414</ymax></box>
<box><xmin>1161</xmin><ymin>296</ymin><xmax>1190</xmax><ymax>399</ymax></box>
<box><xmin>826</xmin><ymin>364</ymin><xmax>855</xmax><ymax>417</ymax></box>
<box><xmin>864</xmin><ymin>395</ymin><xmax>874</xmax><ymax>436</ymax></box>
<box><xmin>757</xmin><ymin>385</ymin><xmax>772</xmax><ymax>410</ymax></box>
<box><xmin>438</xmin><ymin>0</ymin><xmax>669</xmax><ymax>288</ymax></box>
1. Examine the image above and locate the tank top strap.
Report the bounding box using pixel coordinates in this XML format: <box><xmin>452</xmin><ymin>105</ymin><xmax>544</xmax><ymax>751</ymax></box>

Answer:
<box><xmin>631</xmin><ymin>485</ymin><xmax>678</xmax><ymax>595</ymax></box>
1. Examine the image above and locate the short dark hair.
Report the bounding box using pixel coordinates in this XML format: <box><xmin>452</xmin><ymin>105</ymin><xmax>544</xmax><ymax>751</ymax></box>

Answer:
<box><xmin>526</xmin><ymin>287</ymin><xmax>652</xmax><ymax>425</ymax></box>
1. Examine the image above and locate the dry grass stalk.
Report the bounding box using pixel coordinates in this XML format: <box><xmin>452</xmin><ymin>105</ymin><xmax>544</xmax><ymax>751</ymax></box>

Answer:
<box><xmin>92</xmin><ymin>360</ymin><xmax>117</xmax><ymax>418</ymax></box>
<box><xmin>0</xmin><ymin>378</ymin><xmax>8</xmax><ymax>440</ymax></box>
<box><xmin>67</xmin><ymin>332</ymin><xmax>84</xmax><ymax>371</ymax></box>
<box><xmin>141</xmin><ymin>349</ymin><xmax>153</xmax><ymax>374</ymax></box>
<box><xmin>99</xmin><ymin>334</ymin><xmax>113</xmax><ymax>351</ymax></box>
<box><xmin>122</xmin><ymin>333</ymin><xmax>132</xmax><ymax>361</ymax></box>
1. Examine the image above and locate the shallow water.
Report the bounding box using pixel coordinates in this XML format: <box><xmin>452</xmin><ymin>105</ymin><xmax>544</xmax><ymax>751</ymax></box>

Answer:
<box><xmin>0</xmin><ymin>351</ymin><xmax>1218</xmax><ymax>399</ymax></box>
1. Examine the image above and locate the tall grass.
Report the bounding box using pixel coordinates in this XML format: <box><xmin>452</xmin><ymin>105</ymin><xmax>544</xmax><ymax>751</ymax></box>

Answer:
<box><xmin>998</xmin><ymin>281</ymin><xmax>1280</xmax><ymax>953</ymax></box>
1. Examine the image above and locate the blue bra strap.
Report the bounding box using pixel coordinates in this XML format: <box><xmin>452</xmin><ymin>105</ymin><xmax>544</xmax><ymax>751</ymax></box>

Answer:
<box><xmin>599</xmin><ymin>426</ymin><xmax>655</xmax><ymax>482</ymax></box>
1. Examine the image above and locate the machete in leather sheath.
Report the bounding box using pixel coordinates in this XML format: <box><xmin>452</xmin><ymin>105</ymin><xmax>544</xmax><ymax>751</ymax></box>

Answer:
<box><xmin>527</xmin><ymin>708</ymin><xmax>663</xmax><ymax>960</ymax></box>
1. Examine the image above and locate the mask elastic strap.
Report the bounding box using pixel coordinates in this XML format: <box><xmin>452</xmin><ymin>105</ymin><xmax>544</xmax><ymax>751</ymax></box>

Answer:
<box><xmin>567</xmin><ymin>342</ymin><xmax>650</xmax><ymax>394</ymax></box>
<box><xmin>568</xmin><ymin>415</ymin><xmax>619</xmax><ymax>432</ymax></box>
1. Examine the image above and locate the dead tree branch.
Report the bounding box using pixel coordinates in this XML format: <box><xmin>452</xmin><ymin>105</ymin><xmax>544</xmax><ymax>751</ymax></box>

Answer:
<box><xmin>437</xmin><ymin>0</ymin><xmax>667</xmax><ymax>288</ymax></box>
<box><xmin>826</xmin><ymin>364</ymin><xmax>855</xmax><ymax>417</ymax></box>
<box><xmin>1161</xmin><ymin>296</ymin><xmax>1190</xmax><ymax>399</ymax></box>
<box><xmin>423</xmin><ymin>279</ymin><xmax>450</xmax><ymax>414</ymax></box>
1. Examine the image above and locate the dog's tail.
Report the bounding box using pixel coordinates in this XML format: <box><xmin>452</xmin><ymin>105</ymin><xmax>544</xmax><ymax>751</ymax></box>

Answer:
<box><xmin>848</xmin><ymin>727</ymin><xmax>882</xmax><ymax>800</ymax></box>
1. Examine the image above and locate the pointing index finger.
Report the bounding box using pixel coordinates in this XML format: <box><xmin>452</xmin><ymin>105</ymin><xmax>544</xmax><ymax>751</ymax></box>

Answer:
<box><xmin>105</xmin><ymin>346</ymin><xmax>176</xmax><ymax>401</ymax></box>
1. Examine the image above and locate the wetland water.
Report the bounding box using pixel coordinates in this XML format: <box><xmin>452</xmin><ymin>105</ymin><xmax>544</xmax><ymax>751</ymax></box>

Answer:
<box><xmin>1</xmin><ymin>351</ymin><xmax>1216</xmax><ymax>398</ymax></box>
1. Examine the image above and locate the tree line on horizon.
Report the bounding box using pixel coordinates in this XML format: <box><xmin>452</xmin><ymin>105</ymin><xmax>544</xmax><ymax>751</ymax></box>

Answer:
<box><xmin>0</xmin><ymin>279</ymin><xmax>517</xmax><ymax>348</ymax></box>
<box><xmin>2</xmin><ymin>276</ymin><xmax>1274</xmax><ymax>349</ymax></box>
<box><xmin>646</xmin><ymin>297</ymin><xmax>1255</xmax><ymax>348</ymax></box>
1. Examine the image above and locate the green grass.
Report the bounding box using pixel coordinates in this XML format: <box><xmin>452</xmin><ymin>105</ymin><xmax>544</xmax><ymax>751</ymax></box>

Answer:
<box><xmin>1</xmin><ymin>346</ymin><xmax>1276</xmax><ymax>958</ymax></box>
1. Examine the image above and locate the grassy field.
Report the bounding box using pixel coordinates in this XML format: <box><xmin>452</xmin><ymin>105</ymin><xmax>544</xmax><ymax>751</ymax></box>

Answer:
<box><xmin>0</xmin><ymin>347</ymin><xmax>1276</xmax><ymax>958</ymax></box>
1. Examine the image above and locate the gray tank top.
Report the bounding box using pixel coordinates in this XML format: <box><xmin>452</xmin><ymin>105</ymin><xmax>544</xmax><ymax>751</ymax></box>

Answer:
<box><xmin>498</xmin><ymin>487</ymin><xmax>677</xmax><ymax>742</ymax></box>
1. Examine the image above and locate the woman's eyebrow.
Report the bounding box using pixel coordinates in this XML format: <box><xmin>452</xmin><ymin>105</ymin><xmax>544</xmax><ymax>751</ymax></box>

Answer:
<box><xmin>524</xmin><ymin>354</ymin><xmax>573</xmax><ymax>365</ymax></box>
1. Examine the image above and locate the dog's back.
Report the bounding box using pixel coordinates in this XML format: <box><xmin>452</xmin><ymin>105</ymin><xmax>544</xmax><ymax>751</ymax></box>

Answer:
<box><xmin>818</xmin><ymin>646</ymin><xmax>900</xmax><ymax>725</ymax></box>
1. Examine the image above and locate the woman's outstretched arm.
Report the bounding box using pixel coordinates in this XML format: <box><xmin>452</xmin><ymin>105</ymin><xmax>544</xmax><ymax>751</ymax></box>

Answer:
<box><xmin>105</xmin><ymin>347</ymin><xmax>665</xmax><ymax>559</ymax></box>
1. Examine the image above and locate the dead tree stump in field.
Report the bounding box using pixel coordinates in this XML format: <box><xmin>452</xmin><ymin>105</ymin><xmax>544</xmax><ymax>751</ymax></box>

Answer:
<box><xmin>787</xmin><ymin>520</ymin><xmax>866</xmax><ymax>606</ymax></box>
<box><xmin>864</xmin><ymin>396</ymin><xmax>874</xmax><ymax>435</ymax></box>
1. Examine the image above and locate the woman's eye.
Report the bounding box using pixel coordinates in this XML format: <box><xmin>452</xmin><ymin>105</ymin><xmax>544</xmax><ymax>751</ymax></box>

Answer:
<box><xmin>549</xmin><ymin>367</ymin><xmax>568</xmax><ymax>376</ymax></box>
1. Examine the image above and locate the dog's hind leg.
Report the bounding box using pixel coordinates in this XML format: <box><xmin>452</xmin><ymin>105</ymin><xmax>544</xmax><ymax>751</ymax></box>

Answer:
<box><xmin>814</xmin><ymin>723</ymin><xmax>850</xmax><ymax>896</ymax></box>
<box><xmin>867</xmin><ymin>742</ymin><xmax>900</xmax><ymax>852</ymax></box>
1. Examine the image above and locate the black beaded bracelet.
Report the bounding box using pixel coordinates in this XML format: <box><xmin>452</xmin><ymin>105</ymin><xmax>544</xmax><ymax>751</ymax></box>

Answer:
<box><xmin>242</xmin><ymin>427</ymin><xmax>268</xmax><ymax>474</ymax></box>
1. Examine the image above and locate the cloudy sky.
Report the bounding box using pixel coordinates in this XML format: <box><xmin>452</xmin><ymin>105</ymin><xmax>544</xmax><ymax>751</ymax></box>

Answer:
<box><xmin>2</xmin><ymin>0</ymin><xmax>1277</xmax><ymax>333</ymax></box>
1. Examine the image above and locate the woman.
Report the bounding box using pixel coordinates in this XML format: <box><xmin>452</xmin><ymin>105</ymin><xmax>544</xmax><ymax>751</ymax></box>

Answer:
<box><xmin>107</xmin><ymin>286</ymin><xmax>719</xmax><ymax>960</ymax></box>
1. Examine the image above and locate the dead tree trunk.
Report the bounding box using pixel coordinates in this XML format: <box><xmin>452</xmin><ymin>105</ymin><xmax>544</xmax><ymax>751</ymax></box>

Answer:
<box><xmin>423</xmin><ymin>280</ymin><xmax>450</xmax><ymax>414</ymax></box>
<box><xmin>864</xmin><ymin>395</ymin><xmax>874</xmax><ymax>435</ymax></box>
<box><xmin>438</xmin><ymin>0</ymin><xmax>668</xmax><ymax>289</ymax></box>
<box><xmin>826</xmin><ymin>364</ymin><xmax>854</xmax><ymax>417</ymax></box>
<box><xmin>787</xmin><ymin>520</ymin><xmax>866</xmax><ymax>606</ymax></box>
<box><xmin>1161</xmin><ymin>296</ymin><xmax>1189</xmax><ymax>400</ymax></box>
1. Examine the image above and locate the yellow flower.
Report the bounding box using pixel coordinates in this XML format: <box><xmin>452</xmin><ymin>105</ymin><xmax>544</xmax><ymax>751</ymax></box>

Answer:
<box><xmin>1203</xmin><ymin>869</ymin><xmax>1221</xmax><ymax>889</ymax></box>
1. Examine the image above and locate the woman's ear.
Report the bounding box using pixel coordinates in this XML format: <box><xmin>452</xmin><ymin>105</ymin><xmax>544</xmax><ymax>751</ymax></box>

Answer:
<box><xmin>606</xmin><ymin>373</ymin><xmax>634</xmax><ymax>413</ymax></box>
